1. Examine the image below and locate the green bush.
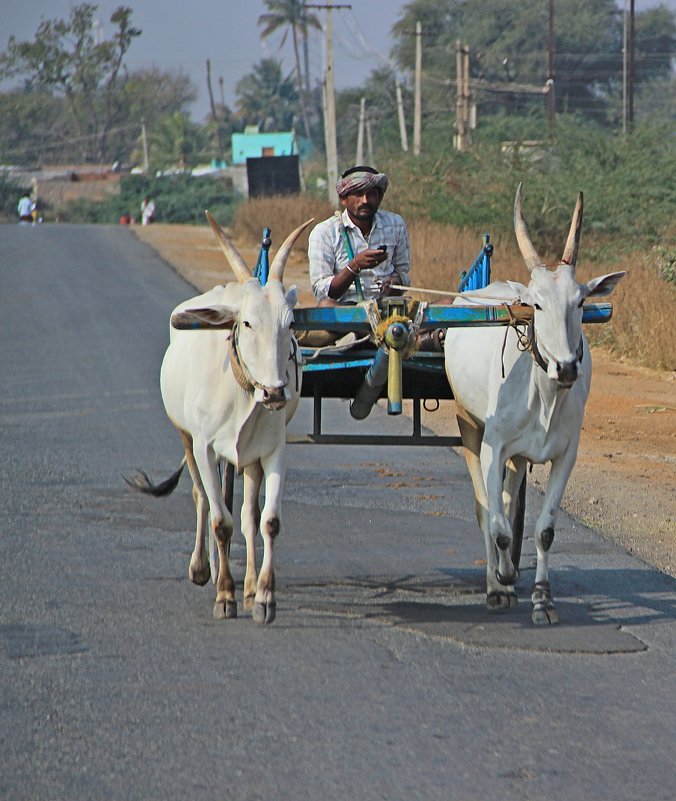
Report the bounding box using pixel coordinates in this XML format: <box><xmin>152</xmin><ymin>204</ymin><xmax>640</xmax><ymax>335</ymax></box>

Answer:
<box><xmin>60</xmin><ymin>173</ymin><xmax>240</xmax><ymax>226</ymax></box>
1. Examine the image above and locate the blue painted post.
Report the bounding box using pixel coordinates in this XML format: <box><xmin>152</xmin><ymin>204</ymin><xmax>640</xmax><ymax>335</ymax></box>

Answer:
<box><xmin>458</xmin><ymin>233</ymin><xmax>493</xmax><ymax>292</ymax></box>
<box><xmin>253</xmin><ymin>227</ymin><xmax>272</xmax><ymax>285</ymax></box>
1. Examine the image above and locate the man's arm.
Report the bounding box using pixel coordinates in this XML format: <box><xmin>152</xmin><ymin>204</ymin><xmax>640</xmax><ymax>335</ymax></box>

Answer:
<box><xmin>309</xmin><ymin>218</ymin><xmax>386</xmax><ymax>301</ymax></box>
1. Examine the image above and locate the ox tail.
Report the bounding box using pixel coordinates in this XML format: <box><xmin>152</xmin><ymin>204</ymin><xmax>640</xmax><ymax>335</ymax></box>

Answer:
<box><xmin>124</xmin><ymin>457</ymin><xmax>187</xmax><ymax>497</ymax></box>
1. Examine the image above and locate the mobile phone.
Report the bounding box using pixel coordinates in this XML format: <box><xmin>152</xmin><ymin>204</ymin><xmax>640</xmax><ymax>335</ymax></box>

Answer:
<box><xmin>377</xmin><ymin>245</ymin><xmax>387</xmax><ymax>253</ymax></box>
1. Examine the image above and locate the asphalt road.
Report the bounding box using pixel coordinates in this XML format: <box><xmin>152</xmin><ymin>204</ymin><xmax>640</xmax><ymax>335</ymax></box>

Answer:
<box><xmin>1</xmin><ymin>223</ymin><xmax>674</xmax><ymax>801</ymax></box>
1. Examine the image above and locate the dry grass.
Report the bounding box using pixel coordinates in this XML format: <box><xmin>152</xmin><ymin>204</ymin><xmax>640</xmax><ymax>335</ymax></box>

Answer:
<box><xmin>231</xmin><ymin>196</ymin><xmax>676</xmax><ymax>370</ymax></box>
<box><xmin>232</xmin><ymin>195</ymin><xmax>335</xmax><ymax>254</ymax></box>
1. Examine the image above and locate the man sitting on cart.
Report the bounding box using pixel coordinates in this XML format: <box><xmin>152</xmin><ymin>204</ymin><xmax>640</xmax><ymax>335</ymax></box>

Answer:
<box><xmin>308</xmin><ymin>165</ymin><xmax>410</xmax><ymax>304</ymax></box>
<box><xmin>303</xmin><ymin>165</ymin><xmax>443</xmax><ymax>350</ymax></box>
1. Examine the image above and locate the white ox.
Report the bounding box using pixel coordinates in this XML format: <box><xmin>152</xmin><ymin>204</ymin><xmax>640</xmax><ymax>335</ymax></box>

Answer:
<box><xmin>129</xmin><ymin>212</ymin><xmax>312</xmax><ymax>624</ymax></box>
<box><xmin>444</xmin><ymin>184</ymin><xmax>625</xmax><ymax>624</ymax></box>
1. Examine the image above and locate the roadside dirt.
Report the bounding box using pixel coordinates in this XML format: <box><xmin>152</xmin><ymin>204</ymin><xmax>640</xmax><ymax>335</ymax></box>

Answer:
<box><xmin>133</xmin><ymin>223</ymin><xmax>676</xmax><ymax>577</ymax></box>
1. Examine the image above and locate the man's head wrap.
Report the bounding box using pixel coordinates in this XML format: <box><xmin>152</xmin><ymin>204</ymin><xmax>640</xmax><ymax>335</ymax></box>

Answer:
<box><xmin>336</xmin><ymin>168</ymin><xmax>388</xmax><ymax>199</ymax></box>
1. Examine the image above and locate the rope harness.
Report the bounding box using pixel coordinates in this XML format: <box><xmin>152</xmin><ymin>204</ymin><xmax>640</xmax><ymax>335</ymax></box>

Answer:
<box><xmin>500</xmin><ymin>305</ymin><xmax>584</xmax><ymax>379</ymax></box>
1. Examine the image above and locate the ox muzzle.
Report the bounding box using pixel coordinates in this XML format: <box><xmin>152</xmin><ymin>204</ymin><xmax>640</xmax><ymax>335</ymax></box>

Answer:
<box><xmin>254</xmin><ymin>385</ymin><xmax>288</xmax><ymax>410</ymax></box>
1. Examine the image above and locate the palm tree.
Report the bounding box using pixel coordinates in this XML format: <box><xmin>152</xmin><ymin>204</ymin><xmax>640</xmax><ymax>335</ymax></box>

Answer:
<box><xmin>258</xmin><ymin>0</ymin><xmax>321</xmax><ymax>140</ymax></box>
<box><xmin>235</xmin><ymin>59</ymin><xmax>299</xmax><ymax>131</ymax></box>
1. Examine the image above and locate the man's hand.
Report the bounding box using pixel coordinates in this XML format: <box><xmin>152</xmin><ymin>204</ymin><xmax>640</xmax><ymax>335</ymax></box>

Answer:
<box><xmin>351</xmin><ymin>247</ymin><xmax>388</xmax><ymax>272</ymax></box>
<box><xmin>377</xmin><ymin>273</ymin><xmax>404</xmax><ymax>297</ymax></box>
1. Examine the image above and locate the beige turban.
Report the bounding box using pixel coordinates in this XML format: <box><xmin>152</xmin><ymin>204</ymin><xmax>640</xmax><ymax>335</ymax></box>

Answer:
<box><xmin>335</xmin><ymin>170</ymin><xmax>389</xmax><ymax>198</ymax></box>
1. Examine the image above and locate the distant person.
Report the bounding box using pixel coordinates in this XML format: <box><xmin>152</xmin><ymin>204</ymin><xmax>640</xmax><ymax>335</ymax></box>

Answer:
<box><xmin>17</xmin><ymin>193</ymin><xmax>33</xmax><ymax>224</ymax></box>
<box><xmin>141</xmin><ymin>195</ymin><xmax>156</xmax><ymax>226</ymax></box>
<box><xmin>31</xmin><ymin>197</ymin><xmax>43</xmax><ymax>224</ymax></box>
<box><xmin>119</xmin><ymin>212</ymin><xmax>132</xmax><ymax>225</ymax></box>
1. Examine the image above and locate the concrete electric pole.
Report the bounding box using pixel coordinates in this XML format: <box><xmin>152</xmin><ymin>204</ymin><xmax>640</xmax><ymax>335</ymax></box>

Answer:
<box><xmin>307</xmin><ymin>4</ymin><xmax>351</xmax><ymax>201</ymax></box>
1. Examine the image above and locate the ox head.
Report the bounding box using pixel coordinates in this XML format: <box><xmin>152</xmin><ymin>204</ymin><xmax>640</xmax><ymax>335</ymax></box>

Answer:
<box><xmin>180</xmin><ymin>212</ymin><xmax>314</xmax><ymax>409</ymax></box>
<box><xmin>509</xmin><ymin>183</ymin><xmax>625</xmax><ymax>389</ymax></box>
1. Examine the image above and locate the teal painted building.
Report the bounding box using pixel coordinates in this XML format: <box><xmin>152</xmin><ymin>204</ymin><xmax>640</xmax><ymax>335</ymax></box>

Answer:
<box><xmin>231</xmin><ymin>129</ymin><xmax>298</xmax><ymax>166</ymax></box>
<box><xmin>231</xmin><ymin>127</ymin><xmax>312</xmax><ymax>165</ymax></box>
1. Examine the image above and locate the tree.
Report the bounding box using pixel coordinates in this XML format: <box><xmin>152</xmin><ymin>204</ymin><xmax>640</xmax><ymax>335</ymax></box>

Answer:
<box><xmin>633</xmin><ymin>6</ymin><xmax>676</xmax><ymax>86</ymax></box>
<box><xmin>116</xmin><ymin>68</ymin><xmax>198</xmax><ymax>163</ymax></box>
<box><xmin>0</xmin><ymin>3</ymin><xmax>141</xmax><ymax>162</ymax></box>
<box><xmin>144</xmin><ymin>111</ymin><xmax>203</xmax><ymax>171</ymax></box>
<box><xmin>0</xmin><ymin>89</ymin><xmax>72</xmax><ymax>164</ymax></box>
<box><xmin>258</xmin><ymin>0</ymin><xmax>321</xmax><ymax>140</ymax></box>
<box><xmin>390</xmin><ymin>0</ymin><xmax>675</xmax><ymax>126</ymax></box>
<box><xmin>235</xmin><ymin>58</ymin><xmax>299</xmax><ymax>131</ymax></box>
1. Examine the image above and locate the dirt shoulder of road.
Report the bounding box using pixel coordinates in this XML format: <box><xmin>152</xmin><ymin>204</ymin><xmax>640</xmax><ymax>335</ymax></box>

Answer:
<box><xmin>133</xmin><ymin>223</ymin><xmax>676</xmax><ymax>577</ymax></box>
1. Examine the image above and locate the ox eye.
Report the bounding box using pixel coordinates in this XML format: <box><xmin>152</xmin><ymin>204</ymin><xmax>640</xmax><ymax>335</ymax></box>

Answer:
<box><xmin>534</xmin><ymin>303</ymin><xmax>542</xmax><ymax>311</ymax></box>
<box><xmin>243</xmin><ymin>320</ymin><xmax>252</xmax><ymax>329</ymax></box>
<box><xmin>577</xmin><ymin>299</ymin><xmax>585</xmax><ymax>308</ymax></box>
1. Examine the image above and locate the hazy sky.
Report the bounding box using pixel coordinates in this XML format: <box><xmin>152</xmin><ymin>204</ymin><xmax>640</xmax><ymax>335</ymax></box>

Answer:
<box><xmin>4</xmin><ymin>1</ymin><xmax>408</xmax><ymax>121</ymax></box>
<box><xmin>4</xmin><ymin>1</ymin><xmax>674</xmax><ymax>122</ymax></box>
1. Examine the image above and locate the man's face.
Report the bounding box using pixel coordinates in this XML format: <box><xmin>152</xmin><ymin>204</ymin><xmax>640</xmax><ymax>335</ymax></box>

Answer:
<box><xmin>340</xmin><ymin>187</ymin><xmax>383</xmax><ymax>222</ymax></box>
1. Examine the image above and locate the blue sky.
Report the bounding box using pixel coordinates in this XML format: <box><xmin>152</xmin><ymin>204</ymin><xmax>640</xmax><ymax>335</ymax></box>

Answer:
<box><xmin>4</xmin><ymin>1</ymin><xmax>674</xmax><ymax>122</ymax></box>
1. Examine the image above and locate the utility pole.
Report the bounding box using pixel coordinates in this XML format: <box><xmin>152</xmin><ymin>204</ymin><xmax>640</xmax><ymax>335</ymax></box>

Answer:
<box><xmin>395</xmin><ymin>81</ymin><xmax>409</xmax><ymax>152</ymax></box>
<box><xmin>547</xmin><ymin>0</ymin><xmax>555</xmax><ymax>137</ymax></box>
<box><xmin>622</xmin><ymin>0</ymin><xmax>628</xmax><ymax>133</ymax></box>
<box><xmin>206</xmin><ymin>59</ymin><xmax>225</xmax><ymax>159</ymax></box>
<box><xmin>463</xmin><ymin>45</ymin><xmax>470</xmax><ymax>143</ymax></box>
<box><xmin>356</xmin><ymin>97</ymin><xmax>366</xmax><ymax>164</ymax></box>
<box><xmin>324</xmin><ymin>6</ymin><xmax>338</xmax><ymax>198</ymax></box>
<box><xmin>628</xmin><ymin>0</ymin><xmax>635</xmax><ymax>130</ymax></box>
<box><xmin>413</xmin><ymin>21</ymin><xmax>422</xmax><ymax>156</ymax></box>
<box><xmin>141</xmin><ymin>117</ymin><xmax>149</xmax><ymax>173</ymax></box>
<box><xmin>307</xmin><ymin>4</ymin><xmax>351</xmax><ymax>201</ymax></box>
<box><xmin>366</xmin><ymin>117</ymin><xmax>373</xmax><ymax>163</ymax></box>
<box><xmin>455</xmin><ymin>41</ymin><xmax>470</xmax><ymax>151</ymax></box>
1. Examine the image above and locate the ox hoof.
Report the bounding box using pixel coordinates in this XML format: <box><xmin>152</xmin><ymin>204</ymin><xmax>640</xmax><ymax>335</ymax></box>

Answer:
<box><xmin>213</xmin><ymin>600</ymin><xmax>237</xmax><ymax>620</ymax></box>
<box><xmin>252</xmin><ymin>601</ymin><xmax>277</xmax><ymax>625</ymax></box>
<box><xmin>189</xmin><ymin>564</ymin><xmax>211</xmax><ymax>586</ymax></box>
<box><xmin>486</xmin><ymin>589</ymin><xmax>518</xmax><ymax>612</ymax></box>
<box><xmin>531</xmin><ymin>581</ymin><xmax>559</xmax><ymax>625</ymax></box>
<box><xmin>532</xmin><ymin>601</ymin><xmax>559</xmax><ymax>625</ymax></box>
<box><xmin>243</xmin><ymin>594</ymin><xmax>256</xmax><ymax>611</ymax></box>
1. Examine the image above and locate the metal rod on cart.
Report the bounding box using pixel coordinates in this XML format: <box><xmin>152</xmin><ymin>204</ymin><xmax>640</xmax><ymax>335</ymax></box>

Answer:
<box><xmin>384</xmin><ymin>321</ymin><xmax>410</xmax><ymax>415</ymax></box>
<box><xmin>349</xmin><ymin>346</ymin><xmax>389</xmax><ymax>420</ymax></box>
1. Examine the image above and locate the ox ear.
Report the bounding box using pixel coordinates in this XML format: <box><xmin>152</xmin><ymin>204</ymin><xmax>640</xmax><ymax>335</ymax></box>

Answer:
<box><xmin>585</xmin><ymin>271</ymin><xmax>627</xmax><ymax>298</ymax></box>
<box><xmin>506</xmin><ymin>280</ymin><xmax>530</xmax><ymax>304</ymax></box>
<box><xmin>171</xmin><ymin>305</ymin><xmax>238</xmax><ymax>330</ymax></box>
<box><xmin>286</xmin><ymin>285</ymin><xmax>298</xmax><ymax>308</ymax></box>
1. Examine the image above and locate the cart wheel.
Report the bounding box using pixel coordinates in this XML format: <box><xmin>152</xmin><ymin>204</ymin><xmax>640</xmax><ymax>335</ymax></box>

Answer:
<box><xmin>510</xmin><ymin>474</ymin><xmax>527</xmax><ymax>572</ymax></box>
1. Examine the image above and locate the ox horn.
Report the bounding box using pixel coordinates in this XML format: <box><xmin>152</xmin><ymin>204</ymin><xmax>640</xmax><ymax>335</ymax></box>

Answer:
<box><xmin>561</xmin><ymin>191</ymin><xmax>584</xmax><ymax>270</ymax></box>
<box><xmin>205</xmin><ymin>210</ymin><xmax>251</xmax><ymax>283</ymax></box>
<box><xmin>513</xmin><ymin>183</ymin><xmax>545</xmax><ymax>273</ymax></box>
<box><xmin>268</xmin><ymin>218</ymin><xmax>315</xmax><ymax>283</ymax></box>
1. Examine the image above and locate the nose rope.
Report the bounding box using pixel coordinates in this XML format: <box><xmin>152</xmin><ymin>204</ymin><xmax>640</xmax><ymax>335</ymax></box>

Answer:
<box><xmin>500</xmin><ymin>306</ymin><xmax>536</xmax><ymax>378</ymax></box>
<box><xmin>500</xmin><ymin>307</ymin><xmax>583</xmax><ymax>378</ymax></box>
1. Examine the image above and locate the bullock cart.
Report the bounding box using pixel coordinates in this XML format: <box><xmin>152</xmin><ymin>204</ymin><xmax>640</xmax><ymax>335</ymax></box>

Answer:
<box><xmin>156</xmin><ymin>212</ymin><xmax>617</xmax><ymax>622</ymax></box>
